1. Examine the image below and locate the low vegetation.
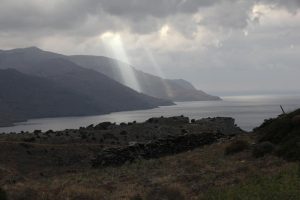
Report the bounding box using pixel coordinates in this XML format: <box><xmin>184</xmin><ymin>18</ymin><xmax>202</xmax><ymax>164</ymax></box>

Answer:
<box><xmin>203</xmin><ymin>164</ymin><xmax>300</xmax><ymax>200</ymax></box>
<box><xmin>1</xmin><ymin>134</ymin><xmax>296</xmax><ymax>199</ymax></box>
<box><xmin>225</xmin><ymin>140</ymin><xmax>250</xmax><ymax>155</ymax></box>
<box><xmin>254</xmin><ymin>108</ymin><xmax>300</xmax><ymax>161</ymax></box>
<box><xmin>0</xmin><ymin>112</ymin><xmax>300</xmax><ymax>199</ymax></box>
<box><xmin>0</xmin><ymin>188</ymin><xmax>7</xmax><ymax>200</ymax></box>
<box><xmin>252</xmin><ymin>141</ymin><xmax>275</xmax><ymax>158</ymax></box>
<box><xmin>145</xmin><ymin>186</ymin><xmax>185</xmax><ymax>200</ymax></box>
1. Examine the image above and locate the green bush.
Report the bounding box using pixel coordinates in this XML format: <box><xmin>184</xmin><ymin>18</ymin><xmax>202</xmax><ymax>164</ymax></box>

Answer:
<box><xmin>203</xmin><ymin>165</ymin><xmax>300</xmax><ymax>200</ymax></box>
<box><xmin>225</xmin><ymin>140</ymin><xmax>250</xmax><ymax>155</ymax></box>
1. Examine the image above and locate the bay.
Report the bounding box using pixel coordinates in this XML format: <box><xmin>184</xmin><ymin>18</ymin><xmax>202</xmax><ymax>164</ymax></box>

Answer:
<box><xmin>1</xmin><ymin>94</ymin><xmax>300</xmax><ymax>133</ymax></box>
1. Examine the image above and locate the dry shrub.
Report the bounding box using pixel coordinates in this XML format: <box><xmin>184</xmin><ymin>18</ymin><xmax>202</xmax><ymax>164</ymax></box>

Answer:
<box><xmin>130</xmin><ymin>194</ymin><xmax>143</xmax><ymax>200</ymax></box>
<box><xmin>145</xmin><ymin>186</ymin><xmax>185</xmax><ymax>200</ymax></box>
<box><xmin>225</xmin><ymin>140</ymin><xmax>250</xmax><ymax>155</ymax></box>
<box><xmin>0</xmin><ymin>188</ymin><xmax>7</xmax><ymax>200</ymax></box>
<box><xmin>9</xmin><ymin>188</ymin><xmax>38</xmax><ymax>200</ymax></box>
<box><xmin>252</xmin><ymin>141</ymin><xmax>275</xmax><ymax>158</ymax></box>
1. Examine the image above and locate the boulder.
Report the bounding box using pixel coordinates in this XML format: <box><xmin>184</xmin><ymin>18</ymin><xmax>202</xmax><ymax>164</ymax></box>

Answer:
<box><xmin>195</xmin><ymin>117</ymin><xmax>244</xmax><ymax>135</ymax></box>
<box><xmin>94</xmin><ymin>122</ymin><xmax>113</xmax><ymax>130</ymax></box>
<box><xmin>146</xmin><ymin>116</ymin><xmax>189</xmax><ymax>125</ymax></box>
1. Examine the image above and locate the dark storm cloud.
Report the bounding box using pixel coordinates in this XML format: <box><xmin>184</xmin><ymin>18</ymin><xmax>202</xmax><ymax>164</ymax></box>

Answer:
<box><xmin>0</xmin><ymin>0</ymin><xmax>98</xmax><ymax>32</ymax></box>
<box><xmin>97</xmin><ymin>0</ymin><xmax>214</xmax><ymax>18</ymax></box>
<box><xmin>0</xmin><ymin>0</ymin><xmax>299</xmax><ymax>94</ymax></box>
<box><xmin>0</xmin><ymin>0</ymin><xmax>298</xmax><ymax>34</ymax></box>
<box><xmin>0</xmin><ymin>0</ymin><xmax>220</xmax><ymax>35</ymax></box>
<box><xmin>261</xmin><ymin>0</ymin><xmax>300</xmax><ymax>12</ymax></box>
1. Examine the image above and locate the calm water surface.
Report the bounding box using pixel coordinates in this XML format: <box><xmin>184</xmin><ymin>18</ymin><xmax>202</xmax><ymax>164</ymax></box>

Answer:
<box><xmin>1</xmin><ymin>94</ymin><xmax>300</xmax><ymax>133</ymax></box>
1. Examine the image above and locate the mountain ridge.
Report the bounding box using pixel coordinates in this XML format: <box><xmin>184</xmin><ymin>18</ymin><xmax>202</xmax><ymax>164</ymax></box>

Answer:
<box><xmin>0</xmin><ymin>47</ymin><xmax>220</xmax><ymax>101</ymax></box>
<box><xmin>0</xmin><ymin>48</ymin><xmax>173</xmax><ymax>127</ymax></box>
<box><xmin>69</xmin><ymin>54</ymin><xmax>221</xmax><ymax>101</ymax></box>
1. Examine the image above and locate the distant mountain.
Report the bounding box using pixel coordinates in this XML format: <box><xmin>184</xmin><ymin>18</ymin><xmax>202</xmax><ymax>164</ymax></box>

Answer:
<box><xmin>0</xmin><ymin>68</ymin><xmax>100</xmax><ymax>126</ymax></box>
<box><xmin>0</xmin><ymin>47</ymin><xmax>220</xmax><ymax>126</ymax></box>
<box><xmin>69</xmin><ymin>55</ymin><xmax>221</xmax><ymax>101</ymax></box>
<box><xmin>0</xmin><ymin>47</ymin><xmax>220</xmax><ymax>101</ymax></box>
<box><xmin>0</xmin><ymin>48</ymin><xmax>173</xmax><ymax>127</ymax></box>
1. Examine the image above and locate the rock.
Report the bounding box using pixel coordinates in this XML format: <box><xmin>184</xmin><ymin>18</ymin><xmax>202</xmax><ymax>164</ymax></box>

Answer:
<box><xmin>195</xmin><ymin>117</ymin><xmax>244</xmax><ymax>135</ymax></box>
<box><xmin>146</xmin><ymin>116</ymin><xmax>189</xmax><ymax>125</ymax></box>
<box><xmin>94</xmin><ymin>122</ymin><xmax>113</xmax><ymax>130</ymax></box>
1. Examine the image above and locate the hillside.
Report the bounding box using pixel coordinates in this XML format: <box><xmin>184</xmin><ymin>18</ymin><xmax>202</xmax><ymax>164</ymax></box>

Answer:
<box><xmin>0</xmin><ymin>48</ymin><xmax>173</xmax><ymax>126</ymax></box>
<box><xmin>0</xmin><ymin>69</ymin><xmax>105</xmax><ymax>126</ymax></box>
<box><xmin>22</xmin><ymin>58</ymin><xmax>172</xmax><ymax>112</ymax></box>
<box><xmin>0</xmin><ymin>47</ymin><xmax>220</xmax><ymax>102</ymax></box>
<box><xmin>254</xmin><ymin>108</ymin><xmax>300</xmax><ymax>161</ymax></box>
<box><xmin>0</xmin><ymin>115</ymin><xmax>299</xmax><ymax>199</ymax></box>
<box><xmin>69</xmin><ymin>55</ymin><xmax>221</xmax><ymax>101</ymax></box>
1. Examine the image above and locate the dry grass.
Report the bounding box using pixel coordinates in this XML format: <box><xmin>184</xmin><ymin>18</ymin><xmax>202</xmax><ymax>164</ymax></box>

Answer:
<box><xmin>1</xmin><ymin>134</ymin><xmax>297</xmax><ymax>200</ymax></box>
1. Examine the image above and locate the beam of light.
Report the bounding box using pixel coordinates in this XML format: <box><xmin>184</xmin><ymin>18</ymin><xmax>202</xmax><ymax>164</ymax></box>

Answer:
<box><xmin>144</xmin><ymin>47</ymin><xmax>174</xmax><ymax>98</ymax></box>
<box><xmin>100</xmin><ymin>32</ymin><xmax>142</xmax><ymax>92</ymax></box>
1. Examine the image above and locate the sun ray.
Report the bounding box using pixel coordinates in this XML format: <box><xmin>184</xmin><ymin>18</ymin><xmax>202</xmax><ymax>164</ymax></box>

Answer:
<box><xmin>144</xmin><ymin>47</ymin><xmax>174</xmax><ymax>98</ymax></box>
<box><xmin>100</xmin><ymin>32</ymin><xmax>142</xmax><ymax>92</ymax></box>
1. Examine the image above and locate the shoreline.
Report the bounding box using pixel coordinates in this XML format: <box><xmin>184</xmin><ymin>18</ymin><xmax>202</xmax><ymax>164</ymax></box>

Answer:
<box><xmin>1</xmin><ymin>94</ymin><xmax>300</xmax><ymax>133</ymax></box>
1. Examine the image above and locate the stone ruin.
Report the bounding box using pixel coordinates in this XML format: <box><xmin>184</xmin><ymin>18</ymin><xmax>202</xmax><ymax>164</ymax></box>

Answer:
<box><xmin>146</xmin><ymin>115</ymin><xmax>189</xmax><ymax>125</ymax></box>
<box><xmin>195</xmin><ymin>117</ymin><xmax>244</xmax><ymax>135</ymax></box>
<box><xmin>91</xmin><ymin>131</ymin><xmax>226</xmax><ymax>167</ymax></box>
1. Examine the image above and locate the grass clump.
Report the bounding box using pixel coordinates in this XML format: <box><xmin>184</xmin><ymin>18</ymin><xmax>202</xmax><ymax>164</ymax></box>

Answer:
<box><xmin>145</xmin><ymin>186</ymin><xmax>185</xmax><ymax>200</ymax></box>
<box><xmin>254</xmin><ymin>108</ymin><xmax>300</xmax><ymax>161</ymax></box>
<box><xmin>225</xmin><ymin>140</ymin><xmax>250</xmax><ymax>155</ymax></box>
<box><xmin>252</xmin><ymin>141</ymin><xmax>275</xmax><ymax>158</ymax></box>
<box><xmin>203</xmin><ymin>164</ymin><xmax>300</xmax><ymax>200</ymax></box>
<box><xmin>130</xmin><ymin>194</ymin><xmax>143</xmax><ymax>200</ymax></box>
<box><xmin>0</xmin><ymin>188</ymin><xmax>7</xmax><ymax>200</ymax></box>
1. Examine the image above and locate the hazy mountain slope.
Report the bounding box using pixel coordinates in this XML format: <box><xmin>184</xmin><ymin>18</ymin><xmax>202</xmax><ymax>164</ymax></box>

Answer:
<box><xmin>0</xmin><ymin>48</ymin><xmax>173</xmax><ymax>126</ymax></box>
<box><xmin>0</xmin><ymin>47</ymin><xmax>62</xmax><ymax>69</ymax></box>
<box><xmin>0</xmin><ymin>47</ymin><xmax>219</xmax><ymax>102</ymax></box>
<box><xmin>69</xmin><ymin>55</ymin><xmax>221</xmax><ymax>101</ymax></box>
<box><xmin>0</xmin><ymin>69</ymin><xmax>102</xmax><ymax>126</ymax></box>
<box><xmin>26</xmin><ymin>58</ymin><xmax>173</xmax><ymax>112</ymax></box>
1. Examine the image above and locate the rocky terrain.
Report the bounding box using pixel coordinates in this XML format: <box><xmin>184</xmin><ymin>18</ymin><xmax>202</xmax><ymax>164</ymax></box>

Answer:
<box><xmin>0</xmin><ymin>116</ymin><xmax>241</xmax><ymax>178</ymax></box>
<box><xmin>0</xmin><ymin>116</ymin><xmax>242</xmax><ymax>170</ymax></box>
<box><xmin>0</xmin><ymin>112</ymin><xmax>299</xmax><ymax>200</ymax></box>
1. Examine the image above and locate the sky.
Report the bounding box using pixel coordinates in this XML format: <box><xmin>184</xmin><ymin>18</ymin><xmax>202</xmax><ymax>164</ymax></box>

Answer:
<box><xmin>0</xmin><ymin>0</ymin><xmax>299</xmax><ymax>95</ymax></box>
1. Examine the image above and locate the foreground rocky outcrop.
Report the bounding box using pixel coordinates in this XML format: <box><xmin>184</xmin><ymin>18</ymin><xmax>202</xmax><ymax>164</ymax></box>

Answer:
<box><xmin>0</xmin><ymin>116</ymin><xmax>244</xmax><ymax>171</ymax></box>
<box><xmin>2</xmin><ymin>113</ymin><xmax>298</xmax><ymax>200</ymax></box>
<box><xmin>91</xmin><ymin>132</ymin><xmax>226</xmax><ymax>167</ymax></box>
<box><xmin>195</xmin><ymin>117</ymin><xmax>243</xmax><ymax>135</ymax></box>
<box><xmin>2</xmin><ymin>109</ymin><xmax>300</xmax><ymax>200</ymax></box>
<box><xmin>90</xmin><ymin>116</ymin><xmax>242</xmax><ymax>167</ymax></box>
<box><xmin>254</xmin><ymin>108</ymin><xmax>300</xmax><ymax>161</ymax></box>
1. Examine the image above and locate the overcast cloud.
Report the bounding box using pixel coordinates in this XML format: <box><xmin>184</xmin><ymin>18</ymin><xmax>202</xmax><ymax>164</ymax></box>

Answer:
<box><xmin>0</xmin><ymin>0</ymin><xmax>299</xmax><ymax>95</ymax></box>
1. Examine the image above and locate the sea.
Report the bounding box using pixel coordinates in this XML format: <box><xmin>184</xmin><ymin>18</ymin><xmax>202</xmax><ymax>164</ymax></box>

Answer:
<box><xmin>1</xmin><ymin>94</ymin><xmax>300</xmax><ymax>133</ymax></box>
